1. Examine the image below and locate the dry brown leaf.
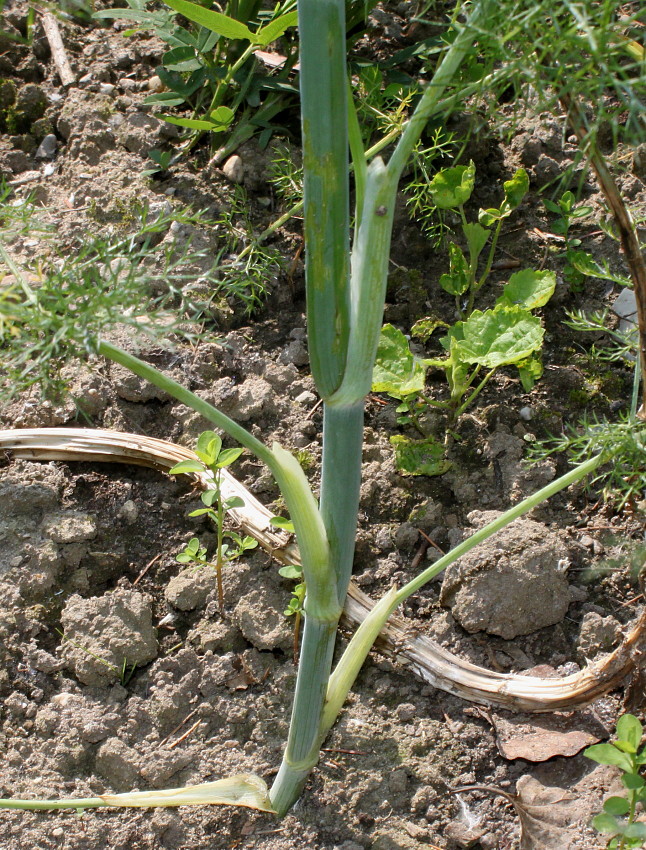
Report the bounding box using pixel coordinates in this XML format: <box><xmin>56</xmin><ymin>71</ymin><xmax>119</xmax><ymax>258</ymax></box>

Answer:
<box><xmin>491</xmin><ymin>708</ymin><xmax>607</xmax><ymax>761</ymax></box>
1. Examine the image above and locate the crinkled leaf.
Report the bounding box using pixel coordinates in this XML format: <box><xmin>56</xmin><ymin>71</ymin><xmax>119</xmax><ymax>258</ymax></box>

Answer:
<box><xmin>411</xmin><ymin>316</ymin><xmax>449</xmax><ymax>342</ymax></box>
<box><xmin>390</xmin><ymin>434</ymin><xmax>451</xmax><ymax>477</ymax></box>
<box><xmin>439</xmin><ymin>242</ymin><xmax>470</xmax><ymax>296</ymax></box>
<box><xmin>517</xmin><ymin>352</ymin><xmax>543</xmax><ymax>392</ymax></box>
<box><xmin>617</xmin><ymin>715</ymin><xmax>643</xmax><ymax>753</ymax></box>
<box><xmin>163</xmin><ymin>0</ymin><xmax>254</xmax><ymax>41</ymax></box>
<box><xmin>497</xmin><ymin>269</ymin><xmax>556</xmax><ymax>310</ymax></box>
<box><xmin>255</xmin><ymin>11</ymin><xmax>298</xmax><ymax>47</ymax></box>
<box><xmin>169</xmin><ymin>459</ymin><xmax>205</xmax><ymax>475</ymax></box>
<box><xmin>429</xmin><ymin>161</ymin><xmax>475</xmax><ymax>209</ymax></box>
<box><xmin>585</xmin><ymin>743</ymin><xmax>634</xmax><ymax>773</ymax></box>
<box><xmin>463</xmin><ymin>221</ymin><xmax>490</xmax><ymax>262</ymax></box>
<box><xmin>504</xmin><ymin>167</ymin><xmax>529</xmax><ymax>208</ymax></box>
<box><xmin>448</xmin><ymin>306</ymin><xmax>544</xmax><ymax>369</ymax></box>
<box><xmin>372</xmin><ymin>324</ymin><xmax>427</xmax><ymax>398</ymax></box>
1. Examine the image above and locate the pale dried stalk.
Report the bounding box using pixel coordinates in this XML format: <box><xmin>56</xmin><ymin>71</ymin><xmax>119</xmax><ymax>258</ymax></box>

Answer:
<box><xmin>40</xmin><ymin>13</ymin><xmax>76</xmax><ymax>87</ymax></box>
<box><xmin>1</xmin><ymin>427</ymin><xmax>643</xmax><ymax>712</ymax></box>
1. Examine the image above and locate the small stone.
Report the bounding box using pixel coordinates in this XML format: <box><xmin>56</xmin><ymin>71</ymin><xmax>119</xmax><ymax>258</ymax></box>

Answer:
<box><xmin>34</xmin><ymin>133</ymin><xmax>58</xmax><ymax>160</ymax></box>
<box><xmin>118</xmin><ymin>77</ymin><xmax>137</xmax><ymax>92</ymax></box>
<box><xmin>43</xmin><ymin>512</ymin><xmax>97</xmax><ymax>543</ymax></box>
<box><xmin>147</xmin><ymin>75</ymin><xmax>165</xmax><ymax>93</ymax></box>
<box><xmin>222</xmin><ymin>154</ymin><xmax>244</xmax><ymax>184</ymax></box>
<box><xmin>519</xmin><ymin>405</ymin><xmax>532</xmax><ymax>421</ymax></box>
<box><xmin>118</xmin><ymin>500</ymin><xmax>139</xmax><ymax>524</ymax></box>
<box><xmin>99</xmin><ymin>83</ymin><xmax>116</xmax><ymax>96</ymax></box>
<box><xmin>294</xmin><ymin>390</ymin><xmax>316</xmax><ymax>405</ymax></box>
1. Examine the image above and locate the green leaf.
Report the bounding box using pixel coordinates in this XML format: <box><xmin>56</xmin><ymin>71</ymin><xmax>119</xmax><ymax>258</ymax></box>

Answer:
<box><xmin>448</xmin><ymin>306</ymin><xmax>544</xmax><ymax>369</ymax></box>
<box><xmin>185</xmin><ymin>537</ymin><xmax>201</xmax><ymax>556</ymax></box>
<box><xmin>478</xmin><ymin>207</ymin><xmax>501</xmax><ymax>227</ymax></box>
<box><xmin>208</xmin><ymin>105</ymin><xmax>235</xmax><ymax>129</ymax></box>
<box><xmin>372</xmin><ymin>324</ymin><xmax>427</xmax><ymax>399</ymax></box>
<box><xmin>163</xmin><ymin>0</ymin><xmax>254</xmax><ymax>41</ymax></box>
<box><xmin>196</xmin><ymin>431</ymin><xmax>221</xmax><ymax>462</ymax></box>
<box><xmin>224</xmin><ymin>495</ymin><xmax>245</xmax><ymax>510</ymax></box>
<box><xmin>100</xmin><ymin>774</ymin><xmax>275</xmax><ymax>812</ymax></box>
<box><xmin>162</xmin><ymin>45</ymin><xmax>202</xmax><ymax>72</ymax></box>
<box><xmin>463</xmin><ymin>222</ymin><xmax>490</xmax><ymax>263</ymax></box>
<box><xmin>622</xmin><ymin>772</ymin><xmax>645</xmax><ymax>790</ymax></box>
<box><xmin>279</xmin><ymin>565</ymin><xmax>303</xmax><ymax>580</ymax></box>
<box><xmin>496</xmin><ymin>269</ymin><xmax>556</xmax><ymax>310</ymax></box>
<box><xmin>176</xmin><ymin>552</ymin><xmax>193</xmax><ymax>563</ymax></box>
<box><xmin>254</xmin><ymin>11</ymin><xmax>298</xmax><ymax>47</ymax></box>
<box><xmin>144</xmin><ymin>93</ymin><xmax>187</xmax><ymax>108</ymax></box>
<box><xmin>188</xmin><ymin>507</ymin><xmax>215</xmax><ymax>518</ymax></box>
<box><xmin>201</xmin><ymin>490</ymin><xmax>219</xmax><ymax>507</ymax></box>
<box><xmin>603</xmin><ymin>796</ymin><xmax>631</xmax><ymax>816</ymax></box>
<box><xmin>216</xmin><ymin>447</ymin><xmax>244</xmax><ymax>468</ymax></box>
<box><xmin>240</xmin><ymin>536</ymin><xmax>258</xmax><ymax>551</ymax></box>
<box><xmin>429</xmin><ymin>161</ymin><xmax>476</xmax><ymax>209</ymax></box>
<box><xmin>270</xmin><ymin>517</ymin><xmax>295</xmax><ymax>532</ymax></box>
<box><xmin>568</xmin><ymin>250</ymin><xmax>632</xmax><ymax>286</ymax></box>
<box><xmin>617</xmin><ymin>715</ymin><xmax>643</xmax><ymax>753</ymax></box>
<box><xmin>439</xmin><ymin>243</ymin><xmax>470</xmax><ymax>296</ymax></box>
<box><xmin>503</xmin><ymin>167</ymin><xmax>529</xmax><ymax>208</ymax></box>
<box><xmin>169</xmin><ymin>459</ymin><xmax>205</xmax><ymax>475</ymax></box>
<box><xmin>390</xmin><ymin>434</ymin><xmax>451</xmax><ymax>477</ymax></box>
<box><xmin>624</xmin><ymin>822</ymin><xmax>646</xmax><ymax>839</ymax></box>
<box><xmin>154</xmin><ymin>114</ymin><xmax>227</xmax><ymax>131</ymax></box>
<box><xmin>516</xmin><ymin>352</ymin><xmax>543</xmax><ymax>391</ymax></box>
<box><xmin>585</xmin><ymin>743</ymin><xmax>634</xmax><ymax>773</ymax></box>
<box><xmin>592</xmin><ymin>812</ymin><xmax>620</xmax><ymax>835</ymax></box>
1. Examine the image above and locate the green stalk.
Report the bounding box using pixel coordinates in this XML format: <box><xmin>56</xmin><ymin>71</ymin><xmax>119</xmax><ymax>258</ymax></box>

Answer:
<box><xmin>300</xmin><ymin>0</ymin><xmax>350</xmax><ymax>399</ymax></box>
<box><xmin>320</xmin><ymin>453</ymin><xmax>606</xmax><ymax>731</ymax></box>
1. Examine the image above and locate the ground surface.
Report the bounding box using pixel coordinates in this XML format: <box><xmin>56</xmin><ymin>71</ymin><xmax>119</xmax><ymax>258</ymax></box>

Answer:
<box><xmin>0</xmin><ymin>3</ymin><xmax>645</xmax><ymax>849</ymax></box>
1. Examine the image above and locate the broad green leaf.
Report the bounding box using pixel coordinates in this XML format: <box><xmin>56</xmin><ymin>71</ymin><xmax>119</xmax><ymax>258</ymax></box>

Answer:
<box><xmin>463</xmin><ymin>222</ymin><xmax>490</xmax><ymax>262</ymax></box>
<box><xmin>188</xmin><ymin>507</ymin><xmax>214</xmax><ymax>517</ymax></box>
<box><xmin>255</xmin><ymin>11</ymin><xmax>298</xmax><ymax>47</ymax></box>
<box><xmin>496</xmin><ymin>269</ymin><xmax>556</xmax><ymax>310</ymax></box>
<box><xmin>216</xmin><ymin>447</ymin><xmax>244</xmax><ymax>468</ymax></box>
<box><xmin>201</xmin><ymin>489</ymin><xmax>219</xmax><ymax>507</ymax></box>
<box><xmin>176</xmin><ymin>552</ymin><xmax>193</xmax><ymax>563</ymax></box>
<box><xmin>372</xmin><ymin>324</ymin><xmax>427</xmax><ymax>398</ymax></box>
<box><xmin>448</xmin><ymin>306</ymin><xmax>544</xmax><ymax>369</ymax></box>
<box><xmin>185</xmin><ymin>537</ymin><xmax>201</xmax><ymax>556</ymax></box>
<box><xmin>429</xmin><ymin>161</ymin><xmax>475</xmax><ymax>209</ymax></box>
<box><xmin>439</xmin><ymin>242</ymin><xmax>470</xmax><ymax>296</ymax></box>
<box><xmin>411</xmin><ymin>316</ymin><xmax>449</xmax><ymax>342</ymax></box>
<box><xmin>503</xmin><ymin>167</ymin><xmax>529</xmax><ymax>208</ymax></box>
<box><xmin>168</xmin><ymin>459</ymin><xmax>205</xmax><ymax>475</ymax></box>
<box><xmin>478</xmin><ymin>207</ymin><xmax>502</xmax><ymax>227</ymax></box>
<box><xmin>569</xmin><ymin>250</ymin><xmax>632</xmax><ymax>286</ymax></box>
<box><xmin>163</xmin><ymin>0</ymin><xmax>254</xmax><ymax>41</ymax></box>
<box><xmin>224</xmin><ymin>495</ymin><xmax>245</xmax><ymax>509</ymax></box>
<box><xmin>617</xmin><ymin>714</ymin><xmax>643</xmax><ymax>753</ymax></box>
<box><xmin>603</xmin><ymin>796</ymin><xmax>630</xmax><ymax>816</ymax></box>
<box><xmin>585</xmin><ymin>743</ymin><xmax>634</xmax><ymax>773</ymax></box>
<box><xmin>100</xmin><ymin>775</ymin><xmax>275</xmax><ymax>812</ymax></box>
<box><xmin>390</xmin><ymin>434</ymin><xmax>451</xmax><ymax>477</ymax></box>
<box><xmin>622</xmin><ymin>772</ymin><xmax>645</xmax><ymax>790</ymax></box>
<box><xmin>144</xmin><ymin>93</ymin><xmax>186</xmax><ymax>108</ymax></box>
<box><xmin>591</xmin><ymin>812</ymin><xmax>620</xmax><ymax>835</ymax></box>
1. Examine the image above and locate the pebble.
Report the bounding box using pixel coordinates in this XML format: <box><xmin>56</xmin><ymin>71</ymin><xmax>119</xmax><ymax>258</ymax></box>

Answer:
<box><xmin>118</xmin><ymin>77</ymin><xmax>137</xmax><ymax>92</ymax></box>
<box><xmin>222</xmin><ymin>154</ymin><xmax>244</xmax><ymax>184</ymax></box>
<box><xmin>147</xmin><ymin>75</ymin><xmax>165</xmax><ymax>93</ymax></box>
<box><xmin>99</xmin><ymin>83</ymin><xmax>116</xmax><ymax>96</ymax></box>
<box><xmin>35</xmin><ymin>133</ymin><xmax>58</xmax><ymax>159</ymax></box>
<box><xmin>519</xmin><ymin>405</ymin><xmax>532</xmax><ymax>421</ymax></box>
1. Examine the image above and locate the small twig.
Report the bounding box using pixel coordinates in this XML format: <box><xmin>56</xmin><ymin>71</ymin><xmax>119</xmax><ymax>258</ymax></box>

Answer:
<box><xmin>417</xmin><ymin>529</ymin><xmax>445</xmax><ymax>555</ymax></box>
<box><xmin>158</xmin><ymin>708</ymin><xmax>198</xmax><ymax>747</ymax></box>
<box><xmin>305</xmin><ymin>397</ymin><xmax>323</xmax><ymax>420</ymax></box>
<box><xmin>168</xmin><ymin>718</ymin><xmax>202</xmax><ymax>749</ymax></box>
<box><xmin>411</xmin><ymin>538</ymin><xmax>430</xmax><ymax>571</ymax></box>
<box><xmin>40</xmin><ymin>12</ymin><xmax>76</xmax><ymax>86</ymax></box>
<box><xmin>321</xmin><ymin>747</ymin><xmax>367</xmax><ymax>756</ymax></box>
<box><xmin>133</xmin><ymin>552</ymin><xmax>163</xmax><ymax>586</ymax></box>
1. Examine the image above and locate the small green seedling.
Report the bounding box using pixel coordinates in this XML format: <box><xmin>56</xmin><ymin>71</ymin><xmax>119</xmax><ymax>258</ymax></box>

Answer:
<box><xmin>170</xmin><ymin>430</ymin><xmax>256</xmax><ymax>613</ymax></box>
<box><xmin>585</xmin><ymin>714</ymin><xmax>646</xmax><ymax>849</ymax></box>
<box><xmin>270</xmin><ymin>515</ymin><xmax>305</xmax><ymax>659</ymax></box>
<box><xmin>57</xmin><ymin>630</ymin><xmax>137</xmax><ymax>687</ymax></box>
<box><xmin>544</xmin><ymin>189</ymin><xmax>594</xmax><ymax>290</ymax></box>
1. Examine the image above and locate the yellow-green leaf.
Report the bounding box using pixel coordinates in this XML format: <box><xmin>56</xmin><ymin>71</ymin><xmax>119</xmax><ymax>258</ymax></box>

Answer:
<box><xmin>99</xmin><ymin>775</ymin><xmax>275</xmax><ymax>812</ymax></box>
